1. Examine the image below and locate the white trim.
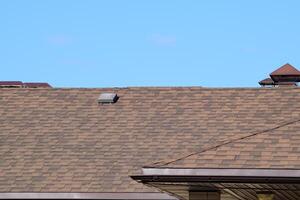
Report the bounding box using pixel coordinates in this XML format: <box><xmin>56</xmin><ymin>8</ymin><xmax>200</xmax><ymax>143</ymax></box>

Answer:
<box><xmin>142</xmin><ymin>168</ymin><xmax>300</xmax><ymax>177</ymax></box>
<box><xmin>0</xmin><ymin>193</ymin><xmax>176</xmax><ymax>199</ymax></box>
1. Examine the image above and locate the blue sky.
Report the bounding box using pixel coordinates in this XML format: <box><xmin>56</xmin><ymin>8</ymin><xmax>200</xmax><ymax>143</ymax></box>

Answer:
<box><xmin>1</xmin><ymin>1</ymin><xmax>300</xmax><ymax>87</ymax></box>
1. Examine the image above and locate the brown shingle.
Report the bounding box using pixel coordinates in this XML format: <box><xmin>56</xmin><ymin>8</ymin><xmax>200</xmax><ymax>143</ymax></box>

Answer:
<box><xmin>153</xmin><ymin>119</ymin><xmax>300</xmax><ymax>169</ymax></box>
<box><xmin>1</xmin><ymin>87</ymin><xmax>300</xmax><ymax>192</ymax></box>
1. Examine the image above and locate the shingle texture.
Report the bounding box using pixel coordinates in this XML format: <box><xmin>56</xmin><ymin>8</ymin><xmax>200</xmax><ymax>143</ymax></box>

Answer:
<box><xmin>153</xmin><ymin>119</ymin><xmax>300</xmax><ymax>168</ymax></box>
<box><xmin>1</xmin><ymin>87</ymin><xmax>300</xmax><ymax>192</ymax></box>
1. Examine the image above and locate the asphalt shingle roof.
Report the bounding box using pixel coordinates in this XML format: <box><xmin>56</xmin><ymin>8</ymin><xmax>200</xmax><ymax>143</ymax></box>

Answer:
<box><xmin>151</xmin><ymin>117</ymin><xmax>300</xmax><ymax>169</ymax></box>
<box><xmin>1</xmin><ymin>87</ymin><xmax>300</xmax><ymax>192</ymax></box>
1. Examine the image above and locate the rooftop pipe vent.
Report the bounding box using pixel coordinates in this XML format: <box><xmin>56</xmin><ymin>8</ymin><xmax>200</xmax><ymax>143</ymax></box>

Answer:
<box><xmin>259</xmin><ymin>63</ymin><xmax>300</xmax><ymax>87</ymax></box>
<box><xmin>98</xmin><ymin>93</ymin><xmax>118</xmax><ymax>104</ymax></box>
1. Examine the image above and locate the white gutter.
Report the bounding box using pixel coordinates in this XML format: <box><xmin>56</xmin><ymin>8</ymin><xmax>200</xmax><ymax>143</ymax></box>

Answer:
<box><xmin>142</xmin><ymin>168</ymin><xmax>300</xmax><ymax>177</ymax></box>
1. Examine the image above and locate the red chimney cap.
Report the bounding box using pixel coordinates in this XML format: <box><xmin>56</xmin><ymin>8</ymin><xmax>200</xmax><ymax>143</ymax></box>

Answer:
<box><xmin>259</xmin><ymin>78</ymin><xmax>274</xmax><ymax>86</ymax></box>
<box><xmin>270</xmin><ymin>63</ymin><xmax>300</xmax><ymax>76</ymax></box>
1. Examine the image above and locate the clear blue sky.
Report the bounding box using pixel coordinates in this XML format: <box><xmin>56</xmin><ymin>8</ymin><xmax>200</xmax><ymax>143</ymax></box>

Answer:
<box><xmin>1</xmin><ymin>1</ymin><xmax>300</xmax><ymax>87</ymax></box>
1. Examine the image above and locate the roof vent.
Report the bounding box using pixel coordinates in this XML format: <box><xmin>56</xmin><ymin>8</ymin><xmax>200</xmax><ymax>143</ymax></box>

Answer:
<box><xmin>270</xmin><ymin>63</ymin><xmax>300</xmax><ymax>82</ymax></box>
<box><xmin>258</xmin><ymin>78</ymin><xmax>274</xmax><ymax>86</ymax></box>
<box><xmin>259</xmin><ymin>63</ymin><xmax>300</xmax><ymax>87</ymax></box>
<box><xmin>98</xmin><ymin>93</ymin><xmax>118</xmax><ymax>104</ymax></box>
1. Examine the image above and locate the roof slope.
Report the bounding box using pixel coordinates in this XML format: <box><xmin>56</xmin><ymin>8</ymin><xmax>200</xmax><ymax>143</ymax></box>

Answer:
<box><xmin>150</xmin><ymin>118</ymin><xmax>300</xmax><ymax>169</ymax></box>
<box><xmin>1</xmin><ymin>87</ymin><xmax>300</xmax><ymax>192</ymax></box>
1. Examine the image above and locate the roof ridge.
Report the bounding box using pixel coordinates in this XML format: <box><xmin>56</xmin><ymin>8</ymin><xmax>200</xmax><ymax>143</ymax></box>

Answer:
<box><xmin>148</xmin><ymin>117</ymin><xmax>300</xmax><ymax>168</ymax></box>
<box><xmin>3</xmin><ymin>86</ymin><xmax>300</xmax><ymax>91</ymax></box>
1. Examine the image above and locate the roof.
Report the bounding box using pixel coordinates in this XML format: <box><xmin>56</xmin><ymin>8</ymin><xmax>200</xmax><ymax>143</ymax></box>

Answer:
<box><xmin>0</xmin><ymin>81</ymin><xmax>52</xmax><ymax>88</ymax></box>
<box><xmin>23</xmin><ymin>82</ymin><xmax>52</xmax><ymax>88</ymax></box>
<box><xmin>0</xmin><ymin>81</ymin><xmax>23</xmax><ymax>87</ymax></box>
<box><xmin>270</xmin><ymin>63</ymin><xmax>300</xmax><ymax>76</ymax></box>
<box><xmin>258</xmin><ymin>78</ymin><xmax>274</xmax><ymax>86</ymax></box>
<box><xmin>1</xmin><ymin>87</ymin><xmax>300</xmax><ymax>192</ymax></box>
<box><xmin>148</xmin><ymin>118</ymin><xmax>300</xmax><ymax>169</ymax></box>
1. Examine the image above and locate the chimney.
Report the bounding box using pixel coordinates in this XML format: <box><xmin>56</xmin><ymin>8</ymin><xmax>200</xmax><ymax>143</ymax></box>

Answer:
<box><xmin>259</xmin><ymin>63</ymin><xmax>300</xmax><ymax>87</ymax></box>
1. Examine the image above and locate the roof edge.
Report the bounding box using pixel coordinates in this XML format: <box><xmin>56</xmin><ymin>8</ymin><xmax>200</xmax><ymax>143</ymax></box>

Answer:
<box><xmin>3</xmin><ymin>86</ymin><xmax>300</xmax><ymax>90</ymax></box>
<box><xmin>0</xmin><ymin>193</ymin><xmax>176</xmax><ymax>200</ymax></box>
<box><xmin>141</xmin><ymin>168</ymin><xmax>300</xmax><ymax>177</ymax></box>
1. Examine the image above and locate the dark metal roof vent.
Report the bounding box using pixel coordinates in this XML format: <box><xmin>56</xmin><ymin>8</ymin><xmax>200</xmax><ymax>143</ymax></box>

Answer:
<box><xmin>259</xmin><ymin>63</ymin><xmax>300</xmax><ymax>87</ymax></box>
<box><xmin>98</xmin><ymin>93</ymin><xmax>118</xmax><ymax>104</ymax></box>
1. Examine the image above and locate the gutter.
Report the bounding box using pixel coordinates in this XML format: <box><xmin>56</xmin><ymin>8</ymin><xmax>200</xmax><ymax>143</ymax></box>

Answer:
<box><xmin>142</xmin><ymin>168</ymin><xmax>300</xmax><ymax>177</ymax></box>
<box><xmin>131</xmin><ymin>168</ymin><xmax>300</xmax><ymax>184</ymax></box>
